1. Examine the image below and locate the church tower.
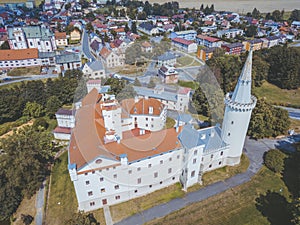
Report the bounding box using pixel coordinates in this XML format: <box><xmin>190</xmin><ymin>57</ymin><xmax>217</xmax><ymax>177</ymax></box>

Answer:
<box><xmin>221</xmin><ymin>50</ymin><xmax>257</xmax><ymax>166</ymax></box>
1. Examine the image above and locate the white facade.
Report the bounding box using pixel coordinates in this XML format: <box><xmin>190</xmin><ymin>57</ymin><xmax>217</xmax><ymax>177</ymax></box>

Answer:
<box><xmin>0</xmin><ymin>58</ymin><xmax>41</xmax><ymax>69</ymax></box>
<box><xmin>82</xmin><ymin>61</ymin><xmax>106</xmax><ymax>79</ymax></box>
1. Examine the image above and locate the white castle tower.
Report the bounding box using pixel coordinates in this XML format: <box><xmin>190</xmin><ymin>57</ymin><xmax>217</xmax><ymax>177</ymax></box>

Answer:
<box><xmin>221</xmin><ymin>50</ymin><xmax>257</xmax><ymax>166</ymax></box>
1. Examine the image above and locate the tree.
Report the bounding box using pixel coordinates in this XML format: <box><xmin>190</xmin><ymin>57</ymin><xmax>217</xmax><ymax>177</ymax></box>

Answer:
<box><xmin>116</xmin><ymin>85</ymin><xmax>136</xmax><ymax>101</ymax></box>
<box><xmin>23</xmin><ymin>102</ymin><xmax>44</xmax><ymax>118</ymax></box>
<box><xmin>65</xmin><ymin>2</ymin><xmax>71</xmax><ymax>10</ymax></box>
<box><xmin>290</xmin><ymin>9</ymin><xmax>300</xmax><ymax>22</ymax></box>
<box><xmin>245</xmin><ymin>25</ymin><xmax>257</xmax><ymax>37</ymax></box>
<box><xmin>0</xmin><ymin>40</ymin><xmax>10</xmax><ymax>50</ymax></box>
<box><xmin>104</xmin><ymin>78</ymin><xmax>126</xmax><ymax>96</ymax></box>
<box><xmin>133</xmin><ymin>78</ymin><xmax>142</xmax><ymax>86</ymax></box>
<box><xmin>264</xmin><ymin>149</ymin><xmax>286</xmax><ymax>173</ymax></box>
<box><xmin>86</xmin><ymin>22</ymin><xmax>94</xmax><ymax>33</ymax></box>
<box><xmin>46</xmin><ymin>96</ymin><xmax>62</xmax><ymax>118</ymax></box>
<box><xmin>21</xmin><ymin>214</ymin><xmax>34</xmax><ymax>225</ymax></box>
<box><xmin>103</xmin><ymin>32</ymin><xmax>110</xmax><ymax>42</ymax></box>
<box><xmin>124</xmin><ymin>23</ymin><xmax>130</xmax><ymax>33</ymax></box>
<box><xmin>0</xmin><ymin>126</ymin><xmax>57</xmax><ymax>220</ymax></box>
<box><xmin>147</xmin><ymin>78</ymin><xmax>156</xmax><ymax>88</ymax></box>
<box><xmin>32</xmin><ymin>118</ymin><xmax>49</xmax><ymax>131</ymax></box>
<box><xmin>252</xmin><ymin>8</ymin><xmax>261</xmax><ymax>19</ymax></box>
<box><xmin>272</xmin><ymin>10</ymin><xmax>282</xmax><ymax>21</ymax></box>
<box><xmin>64</xmin><ymin>69</ymin><xmax>83</xmax><ymax>80</ymax></box>
<box><xmin>131</xmin><ymin>22</ymin><xmax>137</xmax><ymax>34</ymax></box>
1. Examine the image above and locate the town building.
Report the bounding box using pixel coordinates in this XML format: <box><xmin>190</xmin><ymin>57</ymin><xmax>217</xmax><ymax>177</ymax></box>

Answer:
<box><xmin>53</xmin><ymin>108</ymin><xmax>75</xmax><ymax>140</ymax></box>
<box><xmin>56</xmin><ymin>52</ymin><xmax>82</xmax><ymax>73</ymax></box>
<box><xmin>171</xmin><ymin>38</ymin><xmax>197</xmax><ymax>53</ymax></box>
<box><xmin>196</xmin><ymin>34</ymin><xmax>222</xmax><ymax>48</ymax></box>
<box><xmin>99</xmin><ymin>47</ymin><xmax>124</xmax><ymax>68</ymax></box>
<box><xmin>216</xmin><ymin>29</ymin><xmax>244</xmax><ymax>38</ymax></box>
<box><xmin>55</xmin><ymin>32</ymin><xmax>68</xmax><ymax>47</ymax></box>
<box><xmin>197</xmin><ymin>47</ymin><xmax>217</xmax><ymax>61</ymax></box>
<box><xmin>158</xmin><ymin>65</ymin><xmax>179</xmax><ymax>84</ymax></box>
<box><xmin>138</xmin><ymin>22</ymin><xmax>159</xmax><ymax>36</ymax></box>
<box><xmin>7</xmin><ymin>26</ymin><xmax>57</xmax><ymax>52</ymax></box>
<box><xmin>70</xmin><ymin>29</ymin><xmax>81</xmax><ymax>42</ymax></box>
<box><xmin>66</xmin><ymin>50</ymin><xmax>256</xmax><ymax>211</ymax></box>
<box><xmin>0</xmin><ymin>48</ymin><xmax>40</xmax><ymax>70</ymax></box>
<box><xmin>170</xmin><ymin>30</ymin><xmax>197</xmax><ymax>41</ymax></box>
<box><xmin>221</xmin><ymin>42</ymin><xmax>243</xmax><ymax>55</ymax></box>
<box><xmin>243</xmin><ymin>39</ymin><xmax>263</xmax><ymax>51</ymax></box>
<box><xmin>157</xmin><ymin>52</ymin><xmax>177</xmax><ymax>67</ymax></box>
<box><xmin>82</xmin><ymin>60</ymin><xmax>106</xmax><ymax>79</ymax></box>
<box><xmin>141</xmin><ymin>41</ymin><xmax>153</xmax><ymax>53</ymax></box>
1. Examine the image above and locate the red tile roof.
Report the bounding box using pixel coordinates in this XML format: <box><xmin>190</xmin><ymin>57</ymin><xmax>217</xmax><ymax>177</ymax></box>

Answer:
<box><xmin>0</xmin><ymin>49</ymin><xmax>38</xmax><ymax>61</ymax></box>
<box><xmin>121</xmin><ymin>98</ymin><xmax>165</xmax><ymax>116</ymax></box>
<box><xmin>53</xmin><ymin>126</ymin><xmax>72</xmax><ymax>134</ymax></box>
<box><xmin>69</xmin><ymin>89</ymin><xmax>182</xmax><ymax>169</ymax></box>
<box><xmin>197</xmin><ymin>34</ymin><xmax>220</xmax><ymax>43</ymax></box>
<box><xmin>99</xmin><ymin>47</ymin><xmax>111</xmax><ymax>59</ymax></box>
<box><xmin>172</xmin><ymin>37</ymin><xmax>194</xmax><ymax>45</ymax></box>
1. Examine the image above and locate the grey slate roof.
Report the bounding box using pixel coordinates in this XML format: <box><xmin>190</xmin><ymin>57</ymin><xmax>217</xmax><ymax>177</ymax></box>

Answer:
<box><xmin>157</xmin><ymin>52</ymin><xmax>176</xmax><ymax>61</ymax></box>
<box><xmin>8</xmin><ymin>26</ymin><xmax>54</xmax><ymax>40</ymax></box>
<box><xmin>86</xmin><ymin>60</ymin><xmax>104</xmax><ymax>72</ymax></box>
<box><xmin>197</xmin><ymin>126</ymin><xmax>228</xmax><ymax>153</ymax></box>
<box><xmin>133</xmin><ymin>86</ymin><xmax>177</xmax><ymax>102</ymax></box>
<box><xmin>56</xmin><ymin>53</ymin><xmax>80</xmax><ymax>64</ymax></box>
<box><xmin>178</xmin><ymin>124</ymin><xmax>205</xmax><ymax>149</ymax></box>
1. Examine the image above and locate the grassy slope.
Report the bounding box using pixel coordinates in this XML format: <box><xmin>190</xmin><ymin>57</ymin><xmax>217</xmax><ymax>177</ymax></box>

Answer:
<box><xmin>44</xmin><ymin>151</ymin><xmax>106</xmax><ymax>225</ymax></box>
<box><xmin>253</xmin><ymin>81</ymin><xmax>300</xmax><ymax>108</ymax></box>
<box><xmin>145</xmin><ymin>167</ymin><xmax>291</xmax><ymax>225</ymax></box>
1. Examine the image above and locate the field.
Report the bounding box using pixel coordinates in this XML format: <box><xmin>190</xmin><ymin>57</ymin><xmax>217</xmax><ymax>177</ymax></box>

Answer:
<box><xmin>145</xmin><ymin>166</ymin><xmax>291</xmax><ymax>225</ymax></box>
<box><xmin>7</xmin><ymin>66</ymin><xmax>41</xmax><ymax>77</ymax></box>
<box><xmin>146</xmin><ymin>0</ymin><xmax>299</xmax><ymax>13</ymax></box>
<box><xmin>253</xmin><ymin>81</ymin><xmax>300</xmax><ymax>108</ymax></box>
<box><xmin>0</xmin><ymin>0</ymin><xmax>42</xmax><ymax>5</ymax></box>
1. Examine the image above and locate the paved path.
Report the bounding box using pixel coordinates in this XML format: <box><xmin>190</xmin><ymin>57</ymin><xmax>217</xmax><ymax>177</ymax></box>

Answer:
<box><xmin>0</xmin><ymin>74</ymin><xmax>58</xmax><ymax>86</ymax></box>
<box><xmin>115</xmin><ymin>135</ymin><xmax>299</xmax><ymax>225</ymax></box>
<box><xmin>82</xmin><ymin>29</ymin><xmax>96</xmax><ymax>61</ymax></box>
<box><xmin>104</xmin><ymin>206</ymin><xmax>114</xmax><ymax>225</ymax></box>
<box><xmin>35</xmin><ymin>181</ymin><xmax>46</xmax><ymax>225</ymax></box>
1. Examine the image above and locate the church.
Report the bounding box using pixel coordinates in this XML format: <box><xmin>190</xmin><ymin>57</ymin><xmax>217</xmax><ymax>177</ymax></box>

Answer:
<box><xmin>67</xmin><ymin>50</ymin><xmax>256</xmax><ymax>211</ymax></box>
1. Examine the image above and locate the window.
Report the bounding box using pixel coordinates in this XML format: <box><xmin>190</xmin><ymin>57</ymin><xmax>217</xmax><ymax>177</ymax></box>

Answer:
<box><xmin>151</xmin><ymin>124</ymin><xmax>154</xmax><ymax>128</ymax></box>
<box><xmin>228</xmin><ymin>132</ymin><xmax>230</xmax><ymax>136</ymax></box>
<box><xmin>151</xmin><ymin>118</ymin><xmax>154</xmax><ymax>121</ymax></box>
<box><xmin>172</xmin><ymin>177</ymin><xmax>175</xmax><ymax>180</ymax></box>
<box><xmin>92</xmin><ymin>170</ymin><xmax>95</xmax><ymax>174</ymax></box>
<box><xmin>160</xmin><ymin>160</ymin><xmax>163</xmax><ymax>164</ymax></box>
<box><xmin>146</xmin><ymin>124</ymin><xmax>148</xmax><ymax>127</ymax></box>
<box><xmin>211</xmin><ymin>154</ymin><xmax>214</xmax><ymax>159</ymax></box>
<box><xmin>137</xmin><ymin>178</ymin><xmax>141</xmax><ymax>184</ymax></box>
<box><xmin>220</xmin><ymin>151</ymin><xmax>223</xmax><ymax>156</ymax></box>
<box><xmin>90</xmin><ymin>202</ymin><xmax>95</xmax><ymax>206</ymax></box>
<box><xmin>146</xmin><ymin>118</ymin><xmax>148</xmax><ymax>121</ymax></box>
<box><xmin>201</xmin><ymin>157</ymin><xmax>204</xmax><ymax>162</ymax></box>
<box><xmin>134</xmin><ymin>190</ymin><xmax>138</xmax><ymax>193</ymax></box>
<box><xmin>128</xmin><ymin>170</ymin><xmax>132</xmax><ymax>174</ymax></box>
<box><xmin>160</xmin><ymin>181</ymin><xmax>163</xmax><ymax>184</ymax></box>
<box><xmin>85</xmin><ymin>181</ymin><xmax>90</xmax><ymax>185</ymax></box>
<box><xmin>115</xmin><ymin>195</ymin><xmax>120</xmax><ymax>200</ymax></box>
<box><xmin>219</xmin><ymin>161</ymin><xmax>222</xmax><ymax>165</ymax></box>
<box><xmin>231</xmin><ymin>121</ymin><xmax>234</xmax><ymax>125</ymax></box>
<box><xmin>88</xmin><ymin>191</ymin><xmax>93</xmax><ymax>196</ymax></box>
<box><xmin>191</xmin><ymin>171</ymin><xmax>195</xmax><ymax>178</ymax></box>
<box><xmin>85</xmin><ymin>172</ymin><xmax>88</xmax><ymax>175</ymax></box>
<box><xmin>193</xmin><ymin>158</ymin><xmax>197</xmax><ymax>164</ymax></box>
<box><xmin>101</xmin><ymin>188</ymin><xmax>106</xmax><ymax>193</ymax></box>
<box><xmin>114</xmin><ymin>185</ymin><xmax>119</xmax><ymax>190</ymax></box>
<box><xmin>100</xmin><ymin>177</ymin><xmax>104</xmax><ymax>182</ymax></box>
<box><xmin>102</xmin><ymin>199</ymin><xmax>107</xmax><ymax>205</ymax></box>
<box><xmin>169</xmin><ymin>157</ymin><xmax>172</xmax><ymax>162</ymax></box>
<box><xmin>149</xmin><ymin>185</ymin><xmax>152</xmax><ymax>188</ymax></box>
<box><xmin>168</xmin><ymin>168</ymin><xmax>172</xmax><ymax>174</ymax></box>
<box><xmin>209</xmin><ymin>164</ymin><xmax>212</xmax><ymax>168</ymax></box>
<box><xmin>194</xmin><ymin>150</ymin><xmax>198</xmax><ymax>155</ymax></box>
<box><xmin>106</xmin><ymin>168</ymin><xmax>109</xmax><ymax>171</ymax></box>
<box><xmin>177</xmin><ymin>155</ymin><xmax>180</xmax><ymax>159</ymax></box>
<box><xmin>137</xmin><ymin>167</ymin><xmax>141</xmax><ymax>171</ymax></box>
<box><xmin>154</xmin><ymin>172</ymin><xmax>158</xmax><ymax>178</ymax></box>
<box><xmin>113</xmin><ymin>174</ymin><xmax>117</xmax><ymax>178</ymax></box>
<box><xmin>148</xmin><ymin>164</ymin><xmax>152</xmax><ymax>168</ymax></box>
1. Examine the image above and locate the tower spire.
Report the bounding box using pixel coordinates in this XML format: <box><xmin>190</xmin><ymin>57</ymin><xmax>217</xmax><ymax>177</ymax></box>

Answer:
<box><xmin>231</xmin><ymin>50</ymin><xmax>253</xmax><ymax>104</ymax></box>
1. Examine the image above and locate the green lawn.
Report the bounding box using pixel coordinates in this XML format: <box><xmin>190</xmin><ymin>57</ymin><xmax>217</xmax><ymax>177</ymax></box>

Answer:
<box><xmin>145</xmin><ymin>166</ymin><xmax>291</xmax><ymax>225</ymax></box>
<box><xmin>177</xmin><ymin>55</ymin><xmax>201</xmax><ymax>67</ymax></box>
<box><xmin>253</xmin><ymin>81</ymin><xmax>300</xmax><ymax>108</ymax></box>
<box><xmin>178</xmin><ymin>80</ymin><xmax>199</xmax><ymax>90</ymax></box>
<box><xmin>7</xmin><ymin>66</ymin><xmax>41</xmax><ymax>76</ymax></box>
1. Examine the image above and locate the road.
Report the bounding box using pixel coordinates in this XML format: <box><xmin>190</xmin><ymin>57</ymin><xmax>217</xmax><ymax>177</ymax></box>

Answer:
<box><xmin>278</xmin><ymin>106</ymin><xmax>300</xmax><ymax>120</ymax></box>
<box><xmin>35</xmin><ymin>181</ymin><xmax>46</xmax><ymax>225</ymax></box>
<box><xmin>82</xmin><ymin>29</ymin><xmax>96</xmax><ymax>61</ymax></box>
<box><xmin>115</xmin><ymin>135</ymin><xmax>299</xmax><ymax>225</ymax></box>
<box><xmin>0</xmin><ymin>74</ymin><xmax>58</xmax><ymax>86</ymax></box>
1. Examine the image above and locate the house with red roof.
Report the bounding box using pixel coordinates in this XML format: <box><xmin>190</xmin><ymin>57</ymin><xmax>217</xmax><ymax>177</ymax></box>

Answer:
<box><xmin>171</xmin><ymin>37</ymin><xmax>197</xmax><ymax>53</ymax></box>
<box><xmin>196</xmin><ymin>34</ymin><xmax>222</xmax><ymax>48</ymax></box>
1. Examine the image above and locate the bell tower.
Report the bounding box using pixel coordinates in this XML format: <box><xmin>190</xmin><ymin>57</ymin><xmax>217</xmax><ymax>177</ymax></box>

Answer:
<box><xmin>221</xmin><ymin>50</ymin><xmax>257</xmax><ymax>165</ymax></box>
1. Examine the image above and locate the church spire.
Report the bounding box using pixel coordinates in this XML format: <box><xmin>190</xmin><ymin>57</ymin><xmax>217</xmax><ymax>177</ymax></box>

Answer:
<box><xmin>231</xmin><ymin>50</ymin><xmax>253</xmax><ymax>104</ymax></box>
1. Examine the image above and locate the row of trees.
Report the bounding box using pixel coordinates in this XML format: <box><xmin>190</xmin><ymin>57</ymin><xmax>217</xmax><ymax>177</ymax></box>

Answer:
<box><xmin>0</xmin><ymin>70</ymin><xmax>86</xmax><ymax>124</ymax></box>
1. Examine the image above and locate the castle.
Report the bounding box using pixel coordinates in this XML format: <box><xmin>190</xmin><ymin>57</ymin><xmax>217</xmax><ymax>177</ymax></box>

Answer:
<box><xmin>66</xmin><ymin>50</ymin><xmax>256</xmax><ymax>211</ymax></box>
